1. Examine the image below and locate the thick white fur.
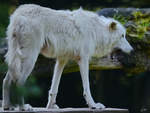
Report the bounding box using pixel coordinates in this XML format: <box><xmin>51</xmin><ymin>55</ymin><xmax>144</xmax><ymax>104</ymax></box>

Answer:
<box><xmin>3</xmin><ymin>4</ymin><xmax>133</xmax><ymax>110</ymax></box>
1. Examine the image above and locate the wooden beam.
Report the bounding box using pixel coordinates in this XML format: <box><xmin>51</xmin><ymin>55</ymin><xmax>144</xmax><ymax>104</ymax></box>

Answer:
<box><xmin>0</xmin><ymin>108</ymin><xmax>128</xmax><ymax>113</ymax></box>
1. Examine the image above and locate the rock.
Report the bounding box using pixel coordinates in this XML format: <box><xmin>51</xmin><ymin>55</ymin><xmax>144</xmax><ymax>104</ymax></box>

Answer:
<box><xmin>97</xmin><ymin>8</ymin><xmax>150</xmax><ymax>73</ymax></box>
<box><xmin>97</xmin><ymin>8</ymin><xmax>150</xmax><ymax>17</ymax></box>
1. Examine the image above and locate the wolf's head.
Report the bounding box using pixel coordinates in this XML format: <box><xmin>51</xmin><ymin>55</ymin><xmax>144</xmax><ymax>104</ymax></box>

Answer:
<box><xmin>109</xmin><ymin>21</ymin><xmax>133</xmax><ymax>54</ymax></box>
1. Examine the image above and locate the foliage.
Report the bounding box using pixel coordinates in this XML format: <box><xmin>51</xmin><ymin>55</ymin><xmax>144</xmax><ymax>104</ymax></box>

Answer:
<box><xmin>0</xmin><ymin>56</ymin><xmax>7</xmax><ymax>73</ymax></box>
<box><xmin>10</xmin><ymin>76</ymin><xmax>42</xmax><ymax>105</ymax></box>
<box><xmin>113</xmin><ymin>14</ymin><xmax>128</xmax><ymax>25</ymax></box>
<box><xmin>130</xmin><ymin>11</ymin><xmax>150</xmax><ymax>39</ymax></box>
<box><xmin>113</xmin><ymin>11</ymin><xmax>150</xmax><ymax>40</ymax></box>
<box><xmin>0</xmin><ymin>3</ymin><xmax>9</xmax><ymax>38</ymax></box>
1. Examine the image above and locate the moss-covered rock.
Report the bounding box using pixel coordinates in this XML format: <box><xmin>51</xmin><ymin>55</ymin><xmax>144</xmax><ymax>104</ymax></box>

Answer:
<box><xmin>98</xmin><ymin>8</ymin><xmax>150</xmax><ymax>73</ymax></box>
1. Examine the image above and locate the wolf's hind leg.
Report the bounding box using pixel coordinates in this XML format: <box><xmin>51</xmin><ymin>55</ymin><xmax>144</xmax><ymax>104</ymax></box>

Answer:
<box><xmin>16</xmin><ymin>50</ymin><xmax>40</xmax><ymax>111</ymax></box>
<box><xmin>3</xmin><ymin>48</ymin><xmax>40</xmax><ymax>111</ymax></box>
<box><xmin>2</xmin><ymin>72</ymin><xmax>13</xmax><ymax>110</ymax></box>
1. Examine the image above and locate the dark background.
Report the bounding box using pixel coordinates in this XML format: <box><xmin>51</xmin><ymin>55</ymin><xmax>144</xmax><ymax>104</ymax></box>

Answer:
<box><xmin>0</xmin><ymin>0</ymin><xmax>150</xmax><ymax>113</ymax></box>
<box><xmin>18</xmin><ymin>0</ymin><xmax>150</xmax><ymax>9</ymax></box>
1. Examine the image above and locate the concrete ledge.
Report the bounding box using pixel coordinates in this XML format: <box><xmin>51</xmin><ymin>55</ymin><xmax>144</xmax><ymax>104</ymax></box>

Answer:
<box><xmin>0</xmin><ymin>108</ymin><xmax>128</xmax><ymax>113</ymax></box>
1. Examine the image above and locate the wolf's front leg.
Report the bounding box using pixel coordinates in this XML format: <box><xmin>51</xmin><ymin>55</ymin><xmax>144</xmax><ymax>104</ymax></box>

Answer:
<box><xmin>46</xmin><ymin>59</ymin><xmax>67</xmax><ymax>109</ymax></box>
<box><xmin>78</xmin><ymin>57</ymin><xmax>105</xmax><ymax>109</ymax></box>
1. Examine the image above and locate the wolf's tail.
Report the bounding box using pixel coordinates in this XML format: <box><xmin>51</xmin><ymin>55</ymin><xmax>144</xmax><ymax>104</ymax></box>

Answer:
<box><xmin>5</xmin><ymin>23</ymin><xmax>24</xmax><ymax>81</ymax></box>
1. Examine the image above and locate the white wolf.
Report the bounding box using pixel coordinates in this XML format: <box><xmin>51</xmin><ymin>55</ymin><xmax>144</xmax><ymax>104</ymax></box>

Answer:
<box><xmin>2</xmin><ymin>4</ymin><xmax>133</xmax><ymax>110</ymax></box>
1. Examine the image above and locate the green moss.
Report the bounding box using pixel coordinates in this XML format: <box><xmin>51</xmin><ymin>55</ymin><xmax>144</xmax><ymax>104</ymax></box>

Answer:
<box><xmin>113</xmin><ymin>11</ymin><xmax>150</xmax><ymax>40</ymax></box>
<box><xmin>113</xmin><ymin>14</ymin><xmax>128</xmax><ymax>25</ymax></box>
<box><xmin>125</xmin><ymin>67</ymin><xmax>146</xmax><ymax>74</ymax></box>
<box><xmin>129</xmin><ymin>11</ymin><xmax>150</xmax><ymax>39</ymax></box>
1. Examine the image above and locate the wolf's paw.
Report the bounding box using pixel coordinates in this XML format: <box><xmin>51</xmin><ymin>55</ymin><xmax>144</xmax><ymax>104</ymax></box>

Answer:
<box><xmin>2</xmin><ymin>103</ymin><xmax>15</xmax><ymax>111</ymax></box>
<box><xmin>19</xmin><ymin>104</ymin><xmax>33</xmax><ymax>111</ymax></box>
<box><xmin>2</xmin><ymin>106</ymin><xmax>15</xmax><ymax>111</ymax></box>
<box><xmin>53</xmin><ymin>104</ymin><xmax>59</xmax><ymax>109</ymax></box>
<box><xmin>47</xmin><ymin>104</ymin><xmax>59</xmax><ymax>109</ymax></box>
<box><xmin>90</xmin><ymin>103</ymin><xmax>105</xmax><ymax>109</ymax></box>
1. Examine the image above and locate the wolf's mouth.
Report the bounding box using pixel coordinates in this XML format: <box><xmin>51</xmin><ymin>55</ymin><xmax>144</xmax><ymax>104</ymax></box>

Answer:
<box><xmin>110</xmin><ymin>48</ymin><xmax>135</xmax><ymax>68</ymax></box>
<box><xmin>110</xmin><ymin>49</ymin><xmax>122</xmax><ymax>62</ymax></box>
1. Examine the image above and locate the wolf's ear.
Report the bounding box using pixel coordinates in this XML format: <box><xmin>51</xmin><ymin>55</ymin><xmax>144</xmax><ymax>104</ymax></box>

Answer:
<box><xmin>109</xmin><ymin>22</ymin><xmax>117</xmax><ymax>31</ymax></box>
